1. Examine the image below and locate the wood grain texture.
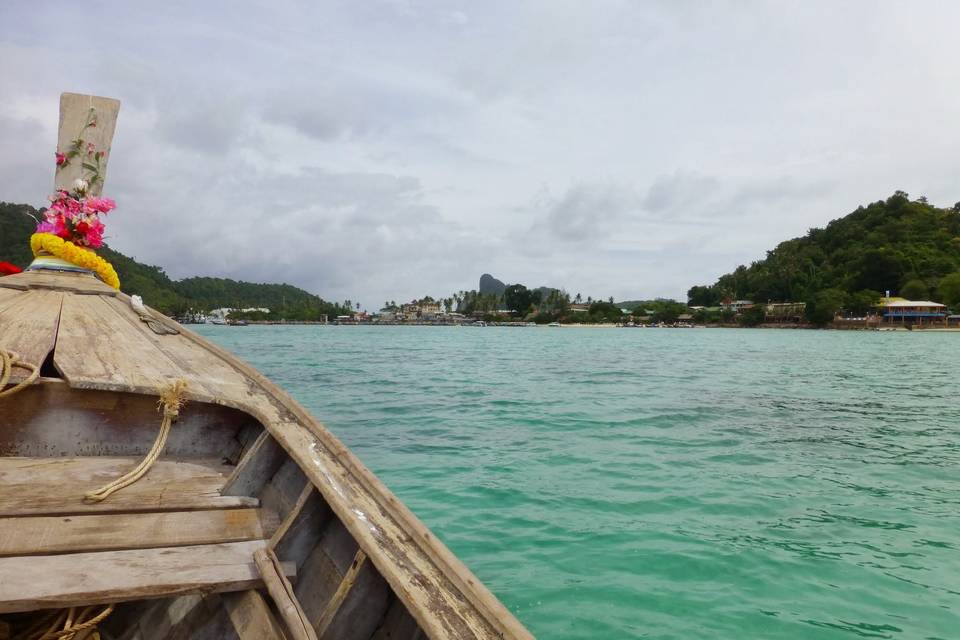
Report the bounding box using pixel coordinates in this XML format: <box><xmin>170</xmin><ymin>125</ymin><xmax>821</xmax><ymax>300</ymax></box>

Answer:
<box><xmin>254</xmin><ymin>548</ymin><xmax>319</xmax><ymax>640</ymax></box>
<box><xmin>0</xmin><ymin>508</ymin><xmax>279</xmax><ymax>556</ymax></box>
<box><xmin>0</xmin><ymin>457</ymin><xmax>256</xmax><ymax>517</ymax></box>
<box><xmin>371</xmin><ymin>598</ymin><xmax>425</xmax><ymax>640</ymax></box>
<box><xmin>223</xmin><ymin>589</ymin><xmax>289</xmax><ymax>640</ymax></box>
<box><xmin>0</xmin><ymin>288</ymin><xmax>22</xmax><ymax>314</ymax></box>
<box><xmin>0</xmin><ymin>540</ymin><xmax>295</xmax><ymax>614</ymax></box>
<box><xmin>0</xmin><ymin>289</ymin><xmax>62</xmax><ymax>381</ymax></box>
<box><xmin>55</xmin><ymin>93</ymin><xmax>120</xmax><ymax>196</ymax></box>
<box><xmin>271</xmin><ymin>486</ymin><xmax>332</xmax><ymax>570</ymax></box>
<box><xmin>0</xmin><ymin>381</ymin><xmax>247</xmax><ymax>459</ymax></box>
<box><xmin>315</xmin><ymin>550</ymin><xmax>367</xmax><ymax>637</ymax></box>
<box><xmin>0</xmin><ymin>270</ymin><xmax>116</xmax><ymax>295</ymax></box>
<box><xmin>222</xmin><ymin>431</ymin><xmax>287</xmax><ymax>498</ymax></box>
<box><xmin>55</xmin><ymin>293</ymin><xmax>189</xmax><ymax>395</ymax></box>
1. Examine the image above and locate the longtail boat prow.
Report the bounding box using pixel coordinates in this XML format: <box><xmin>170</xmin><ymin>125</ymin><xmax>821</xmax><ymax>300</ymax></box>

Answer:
<box><xmin>0</xmin><ymin>93</ymin><xmax>533</xmax><ymax>640</ymax></box>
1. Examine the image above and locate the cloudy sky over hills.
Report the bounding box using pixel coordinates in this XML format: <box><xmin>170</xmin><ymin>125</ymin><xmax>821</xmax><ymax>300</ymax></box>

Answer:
<box><xmin>1</xmin><ymin>1</ymin><xmax>959</xmax><ymax>307</ymax></box>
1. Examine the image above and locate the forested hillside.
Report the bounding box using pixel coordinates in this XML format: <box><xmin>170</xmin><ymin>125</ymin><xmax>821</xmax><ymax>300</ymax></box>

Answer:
<box><xmin>1</xmin><ymin>202</ymin><xmax>351</xmax><ymax>319</ymax></box>
<box><xmin>688</xmin><ymin>192</ymin><xmax>960</xmax><ymax>312</ymax></box>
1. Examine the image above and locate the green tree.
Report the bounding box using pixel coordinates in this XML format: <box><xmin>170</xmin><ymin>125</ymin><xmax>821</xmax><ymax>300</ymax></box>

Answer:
<box><xmin>806</xmin><ymin>288</ymin><xmax>848</xmax><ymax>326</ymax></box>
<box><xmin>738</xmin><ymin>305</ymin><xmax>766</xmax><ymax>327</ymax></box>
<box><xmin>687</xmin><ymin>285</ymin><xmax>719</xmax><ymax>307</ymax></box>
<box><xmin>847</xmin><ymin>289</ymin><xmax>881</xmax><ymax>316</ymax></box>
<box><xmin>587</xmin><ymin>301</ymin><xmax>622</xmax><ymax>323</ymax></box>
<box><xmin>503</xmin><ymin>284</ymin><xmax>539</xmax><ymax>314</ymax></box>
<box><xmin>937</xmin><ymin>272</ymin><xmax>960</xmax><ymax>309</ymax></box>
<box><xmin>900</xmin><ymin>279</ymin><xmax>928</xmax><ymax>300</ymax></box>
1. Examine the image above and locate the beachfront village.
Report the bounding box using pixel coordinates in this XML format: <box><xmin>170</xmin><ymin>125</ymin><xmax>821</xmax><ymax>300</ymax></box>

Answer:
<box><xmin>197</xmin><ymin>287</ymin><xmax>959</xmax><ymax>330</ymax></box>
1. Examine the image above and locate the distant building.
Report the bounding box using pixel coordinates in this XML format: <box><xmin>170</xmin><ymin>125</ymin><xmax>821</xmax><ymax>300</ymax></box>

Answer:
<box><xmin>880</xmin><ymin>299</ymin><xmax>947</xmax><ymax>325</ymax></box>
<box><xmin>569</xmin><ymin>304</ymin><xmax>589</xmax><ymax>313</ymax></box>
<box><xmin>419</xmin><ymin>301</ymin><xmax>441</xmax><ymax>318</ymax></box>
<box><xmin>764</xmin><ymin>302</ymin><xmax>806</xmax><ymax>322</ymax></box>
<box><xmin>721</xmin><ymin>300</ymin><xmax>754</xmax><ymax>313</ymax></box>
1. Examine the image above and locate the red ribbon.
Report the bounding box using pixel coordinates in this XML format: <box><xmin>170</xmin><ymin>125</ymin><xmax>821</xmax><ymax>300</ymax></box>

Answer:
<box><xmin>0</xmin><ymin>262</ymin><xmax>23</xmax><ymax>276</ymax></box>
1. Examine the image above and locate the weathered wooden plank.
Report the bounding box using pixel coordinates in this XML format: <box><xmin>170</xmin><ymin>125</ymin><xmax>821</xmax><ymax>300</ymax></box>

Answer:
<box><xmin>222</xmin><ymin>430</ymin><xmax>288</xmax><ymax>498</ymax></box>
<box><xmin>55</xmin><ymin>93</ymin><xmax>120</xmax><ymax>196</ymax></box>
<box><xmin>294</xmin><ymin>536</ymin><xmax>345</xmax><ymax>622</ymax></box>
<box><xmin>0</xmin><ymin>288</ymin><xmax>22</xmax><ymax>313</ymax></box>
<box><xmin>254</xmin><ymin>548</ymin><xmax>318</xmax><ymax>640</ymax></box>
<box><xmin>0</xmin><ymin>381</ymin><xmax>247</xmax><ymax>459</ymax></box>
<box><xmin>259</xmin><ymin>457</ymin><xmax>309</xmax><ymax>520</ymax></box>
<box><xmin>0</xmin><ymin>289</ymin><xmax>62</xmax><ymax>381</ymax></box>
<box><xmin>0</xmin><ymin>540</ymin><xmax>294</xmax><ymax>614</ymax></box>
<box><xmin>315</xmin><ymin>550</ymin><xmax>368</xmax><ymax>637</ymax></box>
<box><xmin>102</xmin><ymin>294</ymin><xmax>251</xmax><ymax>402</ymax></box>
<box><xmin>0</xmin><ymin>270</ymin><xmax>117</xmax><ymax>295</ymax></box>
<box><xmin>0</xmin><ymin>457</ymin><xmax>256</xmax><ymax>517</ymax></box>
<box><xmin>271</xmin><ymin>485</ymin><xmax>332</xmax><ymax>569</ymax></box>
<box><xmin>223</xmin><ymin>590</ymin><xmax>289</xmax><ymax>640</ymax></box>
<box><xmin>54</xmin><ymin>294</ymin><xmax>195</xmax><ymax>395</ymax></box>
<box><xmin>0</xmin><ymin>508</ymin><xmax>279</xmax><ymax>556</ymax></box>
<box><xmin>371</xmin><ymin>598</ymin><xmax>425</xmax><ymax>640</ymax></box>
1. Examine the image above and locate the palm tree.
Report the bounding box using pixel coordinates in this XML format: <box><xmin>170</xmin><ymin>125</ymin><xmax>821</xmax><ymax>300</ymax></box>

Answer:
<box><xmin>575</xmin><ymin>293</ymin><xmax>582</xmax><ymax>304</ymax></box>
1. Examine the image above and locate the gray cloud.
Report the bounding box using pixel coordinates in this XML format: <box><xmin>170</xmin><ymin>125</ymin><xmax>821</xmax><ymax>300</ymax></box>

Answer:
<box><xmin>1</xmin><ymin>1</ymin><xmax>959</xmax><ymax>305</ymax></box>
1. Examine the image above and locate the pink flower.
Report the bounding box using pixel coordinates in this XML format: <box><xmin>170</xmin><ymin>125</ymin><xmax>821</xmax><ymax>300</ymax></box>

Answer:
<box><xmin>88</xmin><ymin>197</ymin><xmax>116</xmax><ymax>214</ymax></box>
<box><xmin>55</xmin><ymin>152</ymin><xmax>66</xmax><ymax>166</ymax></box>
<box><xmin>86</xmin><ymin>143</ymin><xmax>96</xmax><ymax>155</ymax></box>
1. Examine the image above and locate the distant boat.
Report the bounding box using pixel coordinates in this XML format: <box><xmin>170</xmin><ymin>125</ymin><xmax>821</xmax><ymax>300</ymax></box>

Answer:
<box><xmin>548</xmin><ymin>322</ymin><xmax>560</xmax><ymax>327</ymax></box>
<box><xmin>210</xmin><ymin>317</ymin><xmax>227</xmax><ymax>325</ymax></box>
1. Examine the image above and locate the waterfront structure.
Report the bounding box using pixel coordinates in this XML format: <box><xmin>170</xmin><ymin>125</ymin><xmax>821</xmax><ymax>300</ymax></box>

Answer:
<box><xmin>722</xmin><ymin>299</ymin><xmax>754</xmax><ymax>313</ymax></box>
<box><xmin>764</xmin><ymin>302</ymin><xmax>806</xmax><ymax>322</ymax></box>
<box><xmin>880</xmin><ymin>299</ymin><xmax>947</xmax><ymax>326</ymax></box>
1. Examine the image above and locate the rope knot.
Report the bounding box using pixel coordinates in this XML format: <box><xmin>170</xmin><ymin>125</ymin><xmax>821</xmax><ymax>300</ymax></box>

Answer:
<box><xmin>158</xmin><ymin>379</ymin><xmax>188</xmax><ymax>421</ymax></box>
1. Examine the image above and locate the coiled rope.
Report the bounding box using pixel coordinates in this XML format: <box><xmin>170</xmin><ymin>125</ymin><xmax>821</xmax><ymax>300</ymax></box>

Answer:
<box><xmin>0</xmin><ymin>348</ymin><xmax>40</xmax><ymax>398</ymax></box>
<box><xmin>15</xmin><ymin>603</ymin><xmax>114</xmax><ymax>640</ymax></box>
<box><xmin>84</xmin><ymin>379</ymin><xmax>188</xmax><ymax>503</ymax></box>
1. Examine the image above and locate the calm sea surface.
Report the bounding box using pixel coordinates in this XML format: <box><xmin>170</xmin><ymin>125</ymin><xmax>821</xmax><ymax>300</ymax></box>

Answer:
<box><xmin>195</xmin><ymin>325</ymin><xmax>960</xmax><ymax>639</ymax></box>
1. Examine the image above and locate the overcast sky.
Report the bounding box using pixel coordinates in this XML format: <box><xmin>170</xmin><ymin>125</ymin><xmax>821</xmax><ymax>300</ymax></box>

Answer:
<box><xmin>2</xmin><ymin>1</ymin><xmax>959</xmax><ymax>308</ymax></box>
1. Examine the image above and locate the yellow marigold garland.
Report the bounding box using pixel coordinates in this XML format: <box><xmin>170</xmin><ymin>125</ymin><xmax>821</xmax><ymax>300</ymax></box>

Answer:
<box><xmin>30</xmin><ymin>233</ymin><xmax>120</xmax><ymax>290</ymax></box>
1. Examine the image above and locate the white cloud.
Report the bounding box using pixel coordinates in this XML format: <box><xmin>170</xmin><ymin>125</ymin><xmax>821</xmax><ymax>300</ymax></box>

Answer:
<box><xmin>1</xmin><ymin>1</ymin><xmax>959</xmax><ymax>306</ymax></box>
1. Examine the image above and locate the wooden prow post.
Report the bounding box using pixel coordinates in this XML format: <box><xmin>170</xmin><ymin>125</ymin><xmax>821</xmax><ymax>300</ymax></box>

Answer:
<box><xmin>54</xmin><ymin>93</ymin><xmax>121</xmax><ymax>196</ymax></box>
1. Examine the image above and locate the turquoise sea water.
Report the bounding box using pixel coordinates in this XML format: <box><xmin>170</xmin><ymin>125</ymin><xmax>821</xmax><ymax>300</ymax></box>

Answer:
<box><xmin>195</xmin><ymin>326</ymin><xmax>960</xmax><ymax>639</ymax></box>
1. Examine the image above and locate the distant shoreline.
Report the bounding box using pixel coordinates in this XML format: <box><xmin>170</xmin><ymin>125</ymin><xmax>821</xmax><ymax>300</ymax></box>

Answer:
<box><xmin>195</xmin><ymin>321</ymin><xmax>960</xmax><ymax>332</ymax></box>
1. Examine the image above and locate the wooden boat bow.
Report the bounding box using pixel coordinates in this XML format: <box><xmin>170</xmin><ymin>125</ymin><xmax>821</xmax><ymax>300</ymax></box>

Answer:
<box><xmin>0</xmin><ymin>94</ymin><xmax>533</xmax><ymax>640</ymax></box>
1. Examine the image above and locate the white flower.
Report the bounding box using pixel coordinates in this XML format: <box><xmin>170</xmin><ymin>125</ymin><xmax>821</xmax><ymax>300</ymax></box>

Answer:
<box><xmin>73</xmin><ymin>178</ymin><xmax>89</xmax><ymax>194</ymax></box>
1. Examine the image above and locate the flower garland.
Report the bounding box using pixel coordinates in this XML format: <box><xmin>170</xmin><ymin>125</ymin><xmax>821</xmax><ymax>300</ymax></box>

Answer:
<box><xmin>31</xmin><ymin>233</ymin><xmax>120</xmax><ymax>290</ymax></box>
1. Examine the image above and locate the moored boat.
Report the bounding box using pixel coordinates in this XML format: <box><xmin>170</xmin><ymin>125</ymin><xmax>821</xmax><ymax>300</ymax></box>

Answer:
<box><xmin>0</xmin><ymin>94</ymin><xmax>533</xmax><ymax>640</ymax></box>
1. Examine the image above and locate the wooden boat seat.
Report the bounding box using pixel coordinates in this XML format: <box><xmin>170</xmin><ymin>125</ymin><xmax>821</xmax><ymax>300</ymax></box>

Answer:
<box><xmin>0</xmin><ymin>541</ymin><xmax>294</xmax><ymax>614</ymax></box>
<box><xmin>0</xmin><ymin>457</ymin><xmax>258</xmax><ymax>517</ymax></box>
<box><xmin>0</xmin><ymin>455</ymin><xmax>289</xmax><ymax>615</ymax></box>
